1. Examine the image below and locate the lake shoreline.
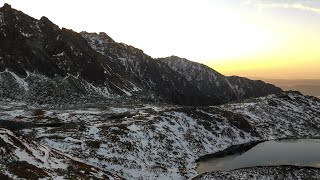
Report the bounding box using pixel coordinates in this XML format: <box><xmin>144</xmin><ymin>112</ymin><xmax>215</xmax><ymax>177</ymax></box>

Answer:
<box><xmin>197</xmin><ymin>139</ymin><xmax>320</xmax><ymax>175</ymax></box>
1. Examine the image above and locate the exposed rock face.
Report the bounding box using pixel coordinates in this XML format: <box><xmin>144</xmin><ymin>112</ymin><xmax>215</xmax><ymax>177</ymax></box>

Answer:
<box><xmin>0</xmin><ymin>4</ymin><xmax>281</xmax><ymax>106</ymax></box>
<box><xmin>159</xmin><ymin>56</ymin><xmax>282</xmax><ymax>104</ymax></box>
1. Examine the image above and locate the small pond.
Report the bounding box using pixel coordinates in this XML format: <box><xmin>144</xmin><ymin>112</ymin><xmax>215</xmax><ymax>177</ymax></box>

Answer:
<box><xmin>197</xmin><ymin>139</ymin><xmax>320</xmax><ymax>174</ymax></box>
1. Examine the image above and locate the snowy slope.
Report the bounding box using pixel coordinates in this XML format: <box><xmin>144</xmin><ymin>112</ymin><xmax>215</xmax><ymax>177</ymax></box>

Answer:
<box><xmin>7</xmin><ymin>103</ymin><xmax>257</xmax><ymax>179</ymax></box>
<box><xmin>0</xmin><ymin>128</ymin><xmax>123</xmax><ymax>179</ymax></box>
<box><xmin>0</xmin><ymin>92</ymin><xmax>318</xmax><ymax>179</ymax></box>
<box><xmin>221</xmin><ymin>91</ymin><xmax>320</xmax><ymax>139</ymax></box>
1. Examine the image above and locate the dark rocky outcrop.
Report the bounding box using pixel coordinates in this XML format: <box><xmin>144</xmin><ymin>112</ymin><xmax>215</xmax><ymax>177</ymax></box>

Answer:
<box><xmin>159</xmin><ymin>56</ymin><xmax>282</xmax><ymax>104</ymax></box>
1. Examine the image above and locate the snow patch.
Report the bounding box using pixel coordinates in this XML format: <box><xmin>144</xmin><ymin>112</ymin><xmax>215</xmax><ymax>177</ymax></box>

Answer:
<box><xmin>0</xmin><ymin>12</ymin><xmax>5</xmax><ymax>26</ymax></box>
<box><xmin>20</xmin><ymin>31</ymin><xmax>32</xmax><ymax>37</ymax></box>
<box><xmin>88</xmin><ymin>126</ymin><xmax>100</xmax><ymax>139</ymax></box>
<box><xmin>7</xmin><ymin>70</ymin><xmax>29</xmax><ymax>91</ymax></box>
<box><xmin>127</xmin><ymin>124</ymin><xmax>140</xmax><ymax>132</ymax></box>
<box><xmin>52</xmin><ymin>51</ymin><xmax>65</xmax><ymax>57</ymax></box>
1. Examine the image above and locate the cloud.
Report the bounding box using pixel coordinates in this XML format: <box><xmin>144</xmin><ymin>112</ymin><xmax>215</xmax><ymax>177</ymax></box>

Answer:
<box><xmin>242</xmin><ymin>0</ymin><xmax>320</xmax><ymax>14</ymax></box>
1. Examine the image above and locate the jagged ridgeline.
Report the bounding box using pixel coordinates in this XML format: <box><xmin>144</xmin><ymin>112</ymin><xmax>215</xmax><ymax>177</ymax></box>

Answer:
<box><xmin>0</xmin><ymin>3</ymin><xmax>281</xmax><ymax>105</ymax></box>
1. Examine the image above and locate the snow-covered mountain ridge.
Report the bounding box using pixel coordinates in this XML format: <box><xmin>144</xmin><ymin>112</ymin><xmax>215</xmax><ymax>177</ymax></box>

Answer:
<box><xmin>0</xmin><ymin>3</ymin><xmax>281</xmax><ymax>106</ymax></box>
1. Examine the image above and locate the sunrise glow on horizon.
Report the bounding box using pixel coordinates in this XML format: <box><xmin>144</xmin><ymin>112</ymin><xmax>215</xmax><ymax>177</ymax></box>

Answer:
<box><xmin>1</xmin><ymin>0</ymin><xmax>320</xmax><ymax>79</ymax></box>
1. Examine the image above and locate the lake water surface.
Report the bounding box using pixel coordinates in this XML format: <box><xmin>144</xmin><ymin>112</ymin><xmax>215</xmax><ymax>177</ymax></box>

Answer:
<box><xmin>197</xmin><ymin>139</ymin><xmax>320</xmax><ymax>174</ymax></box>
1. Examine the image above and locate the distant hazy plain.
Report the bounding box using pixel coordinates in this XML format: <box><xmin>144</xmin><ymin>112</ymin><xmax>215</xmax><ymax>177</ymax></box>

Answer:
<box><xmin>251</xmin><ymin>79</ymin><xmax>320</xmax><ymax>97</ymax></box>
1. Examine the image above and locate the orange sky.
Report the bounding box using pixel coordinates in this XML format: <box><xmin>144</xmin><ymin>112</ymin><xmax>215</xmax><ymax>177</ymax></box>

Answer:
<box><xmin>201</xmin><ymin>1</ymin><xmax>320</xmax><ymax>79</ymax></box>
<box><xmin>1</xmin><ymin>0</ymin><xmax>320</xmax><ymax>79</ymax></box>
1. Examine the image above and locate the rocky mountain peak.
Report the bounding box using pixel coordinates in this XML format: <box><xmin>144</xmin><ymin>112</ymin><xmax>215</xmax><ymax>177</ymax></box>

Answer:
<box><xmin>160</xmin><ymin>55</ymin><xmax>222</xmax><ymax>75</ymax></box>
<box><xmin>40</xmin><ymin>16</ymin><xmax>53</xmax><ymax>25</ymax></box>
<box><xmin>99</xmin><ymin>32</ymin><xmax>116</xmax><ymax>43</ymax></box>
<box><xmin>1</xmin><ymin>3</ymin><xmax>12</xmax><ymax>11</ymax></box>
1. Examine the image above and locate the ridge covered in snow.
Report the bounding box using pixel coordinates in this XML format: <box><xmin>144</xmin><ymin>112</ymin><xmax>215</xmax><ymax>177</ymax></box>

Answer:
<box><xmin>0</xmin><ymin>3</ymin><xmax>281</xmax><ymax>106</ymax></box>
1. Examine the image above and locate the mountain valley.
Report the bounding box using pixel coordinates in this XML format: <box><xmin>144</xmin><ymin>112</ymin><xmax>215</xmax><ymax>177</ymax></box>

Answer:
<box><xmin>0</xmin><ymin>3</ymin><xmax>319</xmax><ymax>180</ymax></box>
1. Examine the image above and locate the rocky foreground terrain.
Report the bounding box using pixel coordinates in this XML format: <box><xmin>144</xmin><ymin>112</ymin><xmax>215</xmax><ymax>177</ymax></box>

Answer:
<box><xmin>1</xmin><ymin>91</ymin><xmax>320</xmax><ymax>179</ymax></box>
<box><xmin>0</xmin><ymin>3</ymin><xmax>320</xmax><ymax>180</ymax></box>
